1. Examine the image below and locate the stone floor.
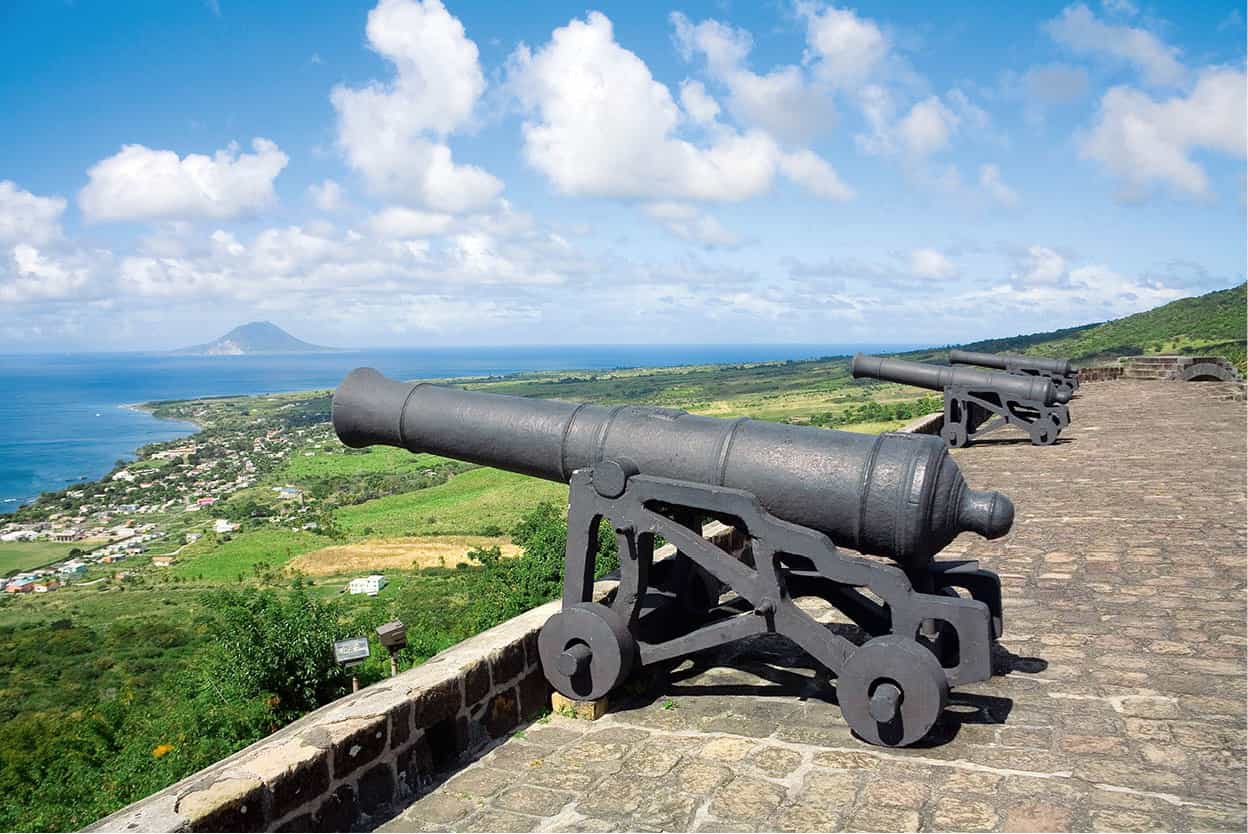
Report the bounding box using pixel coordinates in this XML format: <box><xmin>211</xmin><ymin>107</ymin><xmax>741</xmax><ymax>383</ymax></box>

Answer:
<box><xmin>378</xmin><ymin>381</ymin><xmax>1247</xmax><ymax>833</ymax></box>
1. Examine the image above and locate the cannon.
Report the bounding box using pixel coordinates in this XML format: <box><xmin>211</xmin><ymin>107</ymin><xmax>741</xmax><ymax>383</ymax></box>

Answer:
<box><xmin>950</xmin><ymin>348</ymin><xmax>1079</xmax><ymax>399</ymax></box>
<box><xmin>852</xmin><ymin>354</ymin><xmax>1070</xmax><ymax>448</ymax></box>
<box><xmin>333</xmin><ymin>368</ymin><xmax>1013</xmax><ymax>747</ymax></box>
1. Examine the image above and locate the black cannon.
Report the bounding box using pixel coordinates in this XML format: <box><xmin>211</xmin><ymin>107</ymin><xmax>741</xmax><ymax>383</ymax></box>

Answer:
<box><xmin>950</xmin><ymin>348</ymin><xmax>1079</xmax><ymax>399</ymax></box>
<box><xmin>333</xmin><ymin>368</ymin><xmax>1013</xmax><ymax>747</ymax></box>
<box><xmin>852</xmin><ymin>354</ymin><xmax>1070</xmax><ymax>448</ymax></box>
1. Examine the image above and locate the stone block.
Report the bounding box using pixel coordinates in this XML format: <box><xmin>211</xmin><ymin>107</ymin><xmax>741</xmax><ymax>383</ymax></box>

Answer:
<box><xmin>313</xmin><ymin>784</ymin><xmax>354</xmax><ymax>833</ymax></box>
<box><xmin>551</xmin><ymin>691</ymin><xmax>608</xmax><ymax>720</ymax></box>
<box><xmin>328</xmin><ymin>715</ymin><xmax>389</xmax><ymax>779</ymax></box>
<box><xmin>358</xmin><ymin>762</ymin><xmax>397</xmax><ymax>816</ymax></box>
<box><xmin>390</xmin><ymin>702</ymin><xmax>412</xmax><ymax>749</ymax></box>
<box><xmin>178</xmin><ymin>777</ymin><xmax>269</xmax><ymax>833</ymax></box>
<box><xmin>489</xmin><ymin>639</ymin><xmax>526</xmax><ymax>685</ymax></box>
<box><xmin>485</xmin><ymin>686</ymin><xmax>520</xmax><ymax>739</ymax></box>
<box><xmin>517</xmin><ymin>666</ymin><xmax>550</xmax><ymax>720</ymax></box>
<box><xmin>463</xmin><ymin>659</ymin><xmax>491</xmax><ymax>706</ymax></box>
<box><xmin>241</xmin><ymin>741</ymin><xmax>330</xmax><ymax>822</ymax></box>
<box><xmin>396</xmin><ymin>736</ymin><xmax>434</xmax><ymax>794</ymax></box>
<box><xmin>413</xmin><ymin>678</ymin><xmax>462</xmax><ymax>728</ymax></box>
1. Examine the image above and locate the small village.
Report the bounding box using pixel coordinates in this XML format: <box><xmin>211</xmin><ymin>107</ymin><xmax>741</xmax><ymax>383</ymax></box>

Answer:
<box><xmin>0</xmin><ymin>395</ymin><xmax>351</xmax><ymax>595</ymax></box>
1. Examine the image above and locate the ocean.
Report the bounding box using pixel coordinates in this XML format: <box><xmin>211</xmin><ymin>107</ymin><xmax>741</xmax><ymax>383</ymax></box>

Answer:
<box><xmin>0</xmin><ymin>343</ymin><xmax>919</xmax><ymax>512</ymax></box>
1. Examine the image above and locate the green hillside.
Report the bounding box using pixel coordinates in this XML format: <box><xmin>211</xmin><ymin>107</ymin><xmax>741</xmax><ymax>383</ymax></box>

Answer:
<box><xmin>912</xmin><ymin>283</ymin><xmax>1246</xmax><ymax>371</ymax></box>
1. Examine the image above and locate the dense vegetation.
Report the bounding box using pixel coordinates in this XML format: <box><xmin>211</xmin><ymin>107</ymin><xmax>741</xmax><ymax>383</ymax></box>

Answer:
<box><xmin>0</xmin><ymin>502</ymin><xmax>616</xmax><ymax>832</ymax></box>
<box><xmin>909</xmin><ymin>282</ymin><xmax>1247</xmax><ymax>371</ymax></box>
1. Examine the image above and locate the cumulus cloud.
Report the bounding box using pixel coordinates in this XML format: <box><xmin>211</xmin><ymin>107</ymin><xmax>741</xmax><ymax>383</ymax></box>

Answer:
<box><xmin>644</xmin><ymin>202</ymin><xmax>742</xmax><ymax>248</ymax></box>
<box><xmin>308</xmin><ymin>179</ymin><xmax>344</xmax><ymax>212</ymax></box>
<box><xmin>78</xmin><ymin>139</ymin><xmax>288</xmax><ymax>223</ymax></box>
<box><xmin>910</xmin><ymin>248</ymin><xmax>957</xmax><ymax>279</ymax></box>
<box><xmin>508</xmin><ymin>11</ymin><xmax>849</xmax><ymax>206</ymax></box>
<box><xmin>1</xmin><ymin>244</ymin><xmax>97</xmax><ymax>304</ymax></box>
<box><xmin>671</xmin><ymin>13</ymin><xmax>834</xmax><ymax>145</ymax></box>
<box><xmin>979</xmin><ymin>164</ymin><xmax>1019</xmax><ymax>206</ymax></box>
<box><xmin>1046</xmin><ymin>3</ymin><xmax>1185</xmax><ymax>86</ymax></box>
<box><xmin>797</xmin><ymin>2</ymin><xmax>890</xmax><ymax>90</ymax></box>
<box><xmin>0</xmin><ymin>181</ymin><xmax>66</xmax><ymax>246</ymax></box>
<box><xmin>331</xmin><ymin>0</ymin><xmax>502</xmax><ymax>212</ymax></box>
<box><xmin>1080</xmin><ymin>66</ymin><xmax>1247</xmax><ymax>200</ymax></box>
<box><xmin>897</xmin><ymin>97</ymin><xmax>959</xmax><ymax>157</ymax></box>
<box><xmin>367</xmin><ymin>206</ymin><xmax>454</xmax><ymax>239</ymax></box>
<box><xmin>1011</xmin><ymin>245</ymin><xmax>1069</xmax><ymax>287</ymax></box>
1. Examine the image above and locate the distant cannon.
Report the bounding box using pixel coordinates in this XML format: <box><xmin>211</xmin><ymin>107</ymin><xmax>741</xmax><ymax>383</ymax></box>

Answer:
<box><xmin>333</xmin><ymin>367</ymin><xmax>1012</xmax><ymax>747</ymax></box>
<box><xmin>851</xmin><ymin>354</ymin><xmax>1070</xmax><ymax>448</ymax></box>
<box><xmin>950</xmin><ymin>348</ymin><xmax>1079</xmax><ymax>399</ymax></box>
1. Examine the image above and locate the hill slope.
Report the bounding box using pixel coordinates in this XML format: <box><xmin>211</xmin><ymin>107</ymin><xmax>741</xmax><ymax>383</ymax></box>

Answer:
<box><xmin>173</xmin><ymin>321</ymin><xmax>336</xmax><ymax>355</ymax></box>
<box><xmin>912</xmin><ymin>283</ymin><xmax>1246</xmax><ymax>370</ymax></box>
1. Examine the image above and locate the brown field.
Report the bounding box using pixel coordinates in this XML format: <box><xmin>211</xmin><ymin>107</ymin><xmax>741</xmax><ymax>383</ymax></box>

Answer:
<box><xmin>287</xmin><ymin>535</ymin><xmax>520</xmax><ymax>576</ymax></box>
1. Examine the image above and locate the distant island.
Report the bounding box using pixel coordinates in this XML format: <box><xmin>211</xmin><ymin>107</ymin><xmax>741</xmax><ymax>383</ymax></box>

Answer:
<box><xmin>172</xmin><ymin>321</ymin><xmax>338</xmax><ymax>355</ymax></box>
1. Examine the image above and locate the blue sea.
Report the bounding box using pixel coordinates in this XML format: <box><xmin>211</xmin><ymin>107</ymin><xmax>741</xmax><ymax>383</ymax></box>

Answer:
<box><xmin>0</xmin><ymin>343</ymin><xmax>920</xmax><ymax>512</ymax></box>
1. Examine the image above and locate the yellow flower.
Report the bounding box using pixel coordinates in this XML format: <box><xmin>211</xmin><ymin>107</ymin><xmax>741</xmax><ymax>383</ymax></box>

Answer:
<box><xmin>152</xmin><ymin>744</ymin><xmax>175</xmax><ymax>759</ymax></box>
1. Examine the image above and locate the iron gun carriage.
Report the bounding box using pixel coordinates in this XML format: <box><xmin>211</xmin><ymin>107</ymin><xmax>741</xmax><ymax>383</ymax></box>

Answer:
<box><xmin>950</xmin><ymin>348</ymin><xmax>1079</xmax><ymax>399</ymax></box>
<box><xmin>333</xmin><ymin>367</ymin><xmax>1013</xmax><ymax>747</ymax></box>
<box><xmin>852</xmin><ymin>353</ymin><xmax>1070</xmax><ymax>448</ymax></box>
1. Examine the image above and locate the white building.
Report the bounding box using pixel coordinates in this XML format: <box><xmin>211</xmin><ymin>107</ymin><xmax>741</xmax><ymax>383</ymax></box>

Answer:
<box><xmin>213</xmin><ymin>519</ymin><xmax>239</xmax><ymax>534</ymax></box>
<box><xmin>348</xmin><ymin>575</ymin><xmax>387</xmax><ymax>596</ymax></box>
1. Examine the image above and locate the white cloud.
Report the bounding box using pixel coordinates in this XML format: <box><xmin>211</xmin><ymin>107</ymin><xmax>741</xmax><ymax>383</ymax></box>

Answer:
<box><xmin>308</xmin><ymin>179</ymin><xmax>344</xmax><ymax>212</ymax></box>
<box><xmin>1080</xmin><ymin>66</ymin><xmax>1247</xmax><ymax>200</ymax></box>
<box><xmin>0</xmin><ymin>181</ymin><xmax>65</xmax><ymax>246</ymax></box>
<box><xmin>1012</xmin><ymin>245</ymin><xmax>1068</xmax><ymax>286</ymax></box>
<box><xmin>797</xmin><ymin>3</ymin><xmax>889</xmax><ymax>90</ymax></box>
<box><xmin>979</xmin><ymin>164</ymin><xmax>1019</xmax><ymax>206</ymax></box>
<box><xmin>910</xmin><ymin>248</ymin><xmax>957</xmax><ymax>279</ymax></box>
<box><xmin>777</xmin><ymin>149</ymin><xmax>853</xmax><ymax>200</ymax></box>
<box><xmin>331</xmin><ymin>0</ymin><xmax>502</xmax><ymax>212</ymax></box>
<box><xmin>79</xmin><ymin>139</ymin><xmax>288</xmax><ymax>223</ymax></box>
<box><xmin>644</xmin><ymin>202</ymin><xmax>742</xmax><ymax>248</ymax></box>
<box><xmin>1</xmin><ymin>244</ymin><xmax>96</xmax><ymax>303</ymax></box>
<box><xmin>897</xmin><ymin>96</ymin><xmax>958</xmax><ymax>157</ymax></box>
<box><xmin>671</xmin><ymin>13</ymin><xmax>833</xmax><ymax>145</ymax></box>
<box><xmin>679</xmin><ymin>80</ymin><xmax>720</xmax><ymax>126</ymax></box>
<box><xmin>508</xmin><ymin>11</ymin><xmax>848</xmax><ymax>204</ymax></box>
<box><xmin>368</xmin><ymin>206</ymin><xmax>454</xmax><ymax>239</ymax></box>
<box><xmin>1046</xmin><ymin>3</ymin><xmax>1185</xmax><ymax>87</ymax></box>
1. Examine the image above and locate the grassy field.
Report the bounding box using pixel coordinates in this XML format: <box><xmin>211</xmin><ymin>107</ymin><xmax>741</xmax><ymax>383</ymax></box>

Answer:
<box><xmin>337</xmin><ymin>467</ymin><xmax>568</xmax><ymax>538</ymax></box>
<box><xmin>170</xmin><ymin>528</ymin><xmax>327</xmax><ymax>582</ymax></box>
<box><xmin>279</xmin><ymin>446</ymin><xmax>450</xmax><ymax>480</ymax></box>
<box><xmin>288</xmin><ymin>535</ymin><xmax>520</xmax><ymax>576</ymax></box>
<box><xmin>0</xmin><ymin>540</ymin><xmax>106</xmax><ymax>576</ymax></box>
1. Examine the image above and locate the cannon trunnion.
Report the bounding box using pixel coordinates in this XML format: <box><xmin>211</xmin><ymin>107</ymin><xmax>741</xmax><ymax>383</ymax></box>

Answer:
<box><xmin>950</xmin><ymin>348</ymin><xmax>1079</xmax><ymax>400</ymax></box>
<box><xmin>333</xmin><ymin>368</ymin><xmax>1012</xmax><ymax>747</ymax></box>
<box><xmin>852</xmin><ymin>353</ymin><xmax>1071</xmax><ymax>448</ymax></box>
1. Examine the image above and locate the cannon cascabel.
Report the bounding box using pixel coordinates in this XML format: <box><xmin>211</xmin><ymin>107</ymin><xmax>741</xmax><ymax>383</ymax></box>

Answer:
<box><xmin>332</xmin><ymin>367</ymin><xmax>1013</xmax><ymax>566</ymax></box>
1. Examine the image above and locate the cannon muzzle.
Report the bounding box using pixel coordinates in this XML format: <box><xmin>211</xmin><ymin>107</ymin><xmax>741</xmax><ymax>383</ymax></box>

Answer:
<box><xmin>851</xmin><ymin>353</ymin><xmax>1060</xmax><ymax>406</ymax></box>
<box><xmin>333</xmin><ymin>367</ymin><xmax>1013</xmax><ymax>566</ymax></box>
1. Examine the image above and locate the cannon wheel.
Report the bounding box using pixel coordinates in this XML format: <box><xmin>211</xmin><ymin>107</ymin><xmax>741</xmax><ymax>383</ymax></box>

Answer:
<box><xmin>838</xmin><ymin>635</ymin><xmax>948</xmax><ymax>747</ymax></box>
<box><xmin>539</xmin><ymin>602</ymin><xmax>636</xmax><ymax>701</ymax></box>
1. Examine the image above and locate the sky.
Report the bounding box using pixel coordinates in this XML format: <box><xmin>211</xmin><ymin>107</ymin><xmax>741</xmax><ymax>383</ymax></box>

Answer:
<box><xmin>0</xmin><ymin>0</ymin><xmax>1244</xmax><ymax>351</ymax></box>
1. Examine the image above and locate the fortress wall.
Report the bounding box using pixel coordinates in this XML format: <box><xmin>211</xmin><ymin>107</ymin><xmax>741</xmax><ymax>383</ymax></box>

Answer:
<box><xmin>87</xmin><ymin>524</ymin><xmax>748</xmax><ymax>833</ymax></box>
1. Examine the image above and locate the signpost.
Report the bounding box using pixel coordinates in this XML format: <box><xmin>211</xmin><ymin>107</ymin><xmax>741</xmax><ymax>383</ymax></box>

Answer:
<box><xmin>376</xmin><ymin>620</ymin><xmax>407</xmax><ymax>678</ymax></box>
<box><xmin>333</xmin><ymin>636</ymin><xmax>370</xmax><ymax>693</ymax></box>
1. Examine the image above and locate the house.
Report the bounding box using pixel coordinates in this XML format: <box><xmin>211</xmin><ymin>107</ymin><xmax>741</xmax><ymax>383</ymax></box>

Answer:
<box><xmin>6</xmin><ymin>581</ymin><xmax>34</xmax><ymax>594</ymax></box>
<box><xmin>0</xmin><ymin>530</ymin><xmax>37</xmax><ymax>542</ymax></box>
<box><xmin>100</xmin><ymin>554</ymin><xmax>127</xmax><ymax>564</ymax></box>
<box><xmin>111</xmin><ymin>470</ymin><xmax>136</xmax><ymax>483</ymax></box>
<box><xmin>274</xmin><ymin>486</ymin><xmax>303</xmax><ymax>500</ymax></box>
<box><xmin>151</xmin><ymin>556</ymin><xmax>176</xmax><ymax>568</ymax></box>
<box><xmin>213</xmin><ymin>519</ymin><xmax>239</xmax><ymax>534</ymax></box>
<box><xmin>196</xmin><ymin>497</ymin><xmax>217</xmax><ymax>507</ymax></box>
<box><xmin>348</xmin><ymin>575</ymin><xmax>387</xmax><ymax>596</ymax></box>
<box><xmin>51</xmin><ymin>528</ymin><xmax>84</xmax><ymax>542</ymax></box>
<box><xmin>186</xmin><ymin>532</ymin><xmax>202</xmax><ymax>544</ymax></box>
<box><xmin>33</xmin><ymin>580</ymin><xmax>60</xmax><ymax>593</ymax></box>
<box><xmin>58</xmin><ymin>562</ymin><xmax>87</xmax><ymax>576</ymax></box>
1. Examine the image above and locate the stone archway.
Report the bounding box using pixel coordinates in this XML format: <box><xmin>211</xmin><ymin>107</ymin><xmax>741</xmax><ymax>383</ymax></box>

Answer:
<box><xmin>1181</xmin><ymin>362</ymin><xmax>1236</xmax><ymax>382</ymax></box>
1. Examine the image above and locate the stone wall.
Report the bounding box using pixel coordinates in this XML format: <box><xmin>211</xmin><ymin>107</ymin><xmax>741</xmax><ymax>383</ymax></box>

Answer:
<box><xmin>1077</xmin><ymin>364</ymin><xmax>1123</xmax><ymax>383</ymax></box>
<box><xmin>88</xmin><ymin>524</ymin><xmax>746</xmax><ymax>833</ymax></box>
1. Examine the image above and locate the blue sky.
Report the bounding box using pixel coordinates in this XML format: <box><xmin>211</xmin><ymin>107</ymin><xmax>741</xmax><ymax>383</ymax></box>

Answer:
<box><xmin>0</xmin><ymin>0</ymin><xmax>1243</xmax><ymax>351</ymax></box>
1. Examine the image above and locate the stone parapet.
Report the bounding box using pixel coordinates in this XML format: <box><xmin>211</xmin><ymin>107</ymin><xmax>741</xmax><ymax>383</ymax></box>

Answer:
<box><xmin>88</xmin><ymin>523</ymin><xmax>744</xmax><ymax>833</ymax></box>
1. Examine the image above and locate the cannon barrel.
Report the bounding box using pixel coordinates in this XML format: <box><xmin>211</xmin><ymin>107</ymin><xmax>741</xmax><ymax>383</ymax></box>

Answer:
<box><xmin>851</xmin><ymin>354</ymin><xmax>1068</xmax><ymax>405</ymax></box>
<box><xmin>949</xmin><ymin>349</ymin><xmax>1073</xmax><ymax>377</ymax></box>
<box><xmin>333</xmin><ymin>368</ymin><xmax>1014</xmax><ymax>566</ymax></box>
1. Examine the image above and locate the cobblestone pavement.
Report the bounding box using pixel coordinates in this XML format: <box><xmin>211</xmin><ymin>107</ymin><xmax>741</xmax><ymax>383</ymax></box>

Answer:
<box><xmin>379</xmin><ymin>381</ymin><xmax>1247</xmax><ymax>833</ymax></box>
